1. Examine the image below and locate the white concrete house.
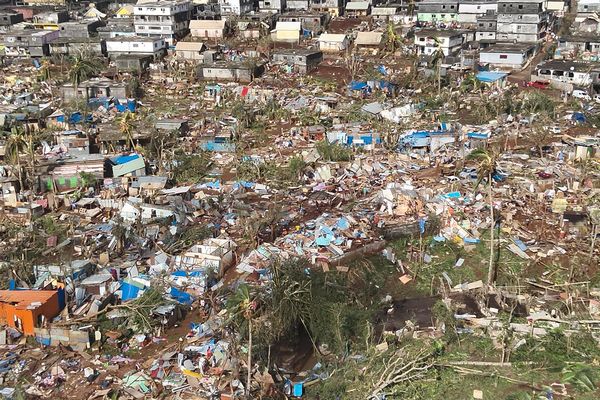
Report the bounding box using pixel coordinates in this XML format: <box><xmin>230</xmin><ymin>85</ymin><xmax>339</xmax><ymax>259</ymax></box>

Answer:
<box><xmin>457</xmin><ymin>0</ymin><xmax>497</xmax><ymax>24</ymax></box>
<box><xmin>414</xmin><ymin>29</ymin><xmax>463</xmax><ymax>57</ymax></box>
<box><xmin>271</xmin><ymin>21</ymin><xmax>301</xmax><ymax>42</ymax></box>
<box><xmin>317</xmin><ymin>33</ymin><xmax>349</xmax><ymax>52</ymax></box>
<box><xmin>189</xmin><ymin>19</ymin><xmax>226</xmax><ymax>38</ymax></box>
<box><xmin>106</xmin><ymin>36</ymin><xmax>166</xmax><ymax>59</ymax></box>
<box><xmin>175</xmin><ymin>41</ymin><xmax>205</xmax><ymax>61</ymax></box>
<box><xmin>479</xmin><ymin>43</ymin><xmax>536</xmax><ymax>70</ymax></box>
<box><xmin>218</xmin><ymin>0</ymin><xmax>255</xmax><ymax>15</ymax></box>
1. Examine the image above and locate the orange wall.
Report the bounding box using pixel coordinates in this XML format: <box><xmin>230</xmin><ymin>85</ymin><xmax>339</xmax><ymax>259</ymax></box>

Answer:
<box><xmin>0</xmin><ymin>292</ymin><xmax>61</xmax><ymax>335</ymax></box>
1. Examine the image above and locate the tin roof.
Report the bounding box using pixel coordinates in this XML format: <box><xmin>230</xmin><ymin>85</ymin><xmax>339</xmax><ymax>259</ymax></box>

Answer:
<box><xmin>0</xmin><ymin>290</ymin><xmax>57</xmax><ymax>310</ymax></box>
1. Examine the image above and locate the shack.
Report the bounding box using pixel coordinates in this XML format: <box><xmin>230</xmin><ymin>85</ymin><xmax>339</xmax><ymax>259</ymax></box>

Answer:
<box><xmin>0</xmin><ymin>290</ymin><xmax>63</xmax><ymax>336</ymax></box>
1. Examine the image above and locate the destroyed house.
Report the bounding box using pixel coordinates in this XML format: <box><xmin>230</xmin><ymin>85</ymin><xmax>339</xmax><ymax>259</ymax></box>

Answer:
<box><xmin>31</xmin><ymin>10</ymin><xmax>69</xmax><ymax>26</ymax></box>
<box><xmin>155</xmin><ymin>118</ymin><xmax>189</xmax><ymax>133</ymax></box>
<box><xmin>60</xmin><ymin>78</ymin><xmax>128</xmax><ymax>101</ymax></box>
<box><xmin>49</xmin><ymin>37</ymin><xmax>105</xmax><ymax>57</ymax></box>
<box><xmin>399</xmin><ymin>129</ymin><xmax>457</xmax><ymax>153</ymax></box>
<box><xmin>174</xmin><ymin>238</ymin><xmax>237</xmax><ymax>277</ymax></box>
<box><xmin>271</xmin><ymin>49</ymin><xmax>323</xmax><ymax>74</ymax></box>
<box><xmin>46</xmin><ymin>155</ymin><xmax>105</xmax><ymax>191</ymax></box>
<box><xmin>0</xmin><ymin>290</ymin><xmax>63</xmax><ymax>336</ymax></box>
<box><xmin>53</xmin><ymin>129</ymin><xmax>92</xmax><ymax>154</ymax></box>
<box><xmin>578</xmin><ymin>17</ymin><xmax>600</xmax><ymax>35</ymax></box>
<box><xmin>34</xmin><ymin>261</ymin><xmax>95</xmax><ymax>287</ymax></box>
<box><xmin>557</xmin><ymin>35</ymin><xmax>600</xmax><ymax>59</ymax></box>
<box><xmin>0</xmin><ymin>29</ymin><xmax>59</xmax><ymax>57</ymax></box>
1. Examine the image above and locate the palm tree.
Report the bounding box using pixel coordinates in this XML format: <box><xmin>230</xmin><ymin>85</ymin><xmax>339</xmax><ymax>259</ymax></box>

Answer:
<box><xmin>384</xmin><ymin>22</ymin><xmax>401</xmax><ymax>53</ymax></box>
<box><xmin>226</xmin><ymin>284</ymin><xmax>257</xmax><ymax>399</ymax></box>
<box><xmin>529</xmin><ymin>116</ymin><xmax>553</xmax><ymax>159</ymax></box>
<box><xmin>407</xmin><ymin>0</ymin><xmax>416</xmax><ymax>15</ymax></box>
<box><xmin>68</xmin><ymin>50</ymin><xmax>102</xmax><ymax>96</ymax></box>
<box><xmin>467</xmin><ymin>148</ymin><xmax>499</xmax><ymax>287</ymax></box>
<box><xmin>430</xmin><ymin>38</ymin><xmax>445</xmax><ymax>95</ymax></box>
<box><xmin>460</xmin><ymin>74</ymin><xmax>482</xmax><ymax>93</ymax></box>
<box><xmin>39</xmin><ymin>58</ymin><xmax>51</xmax><ymax>82</ymax></box>
<box><xmin>4</xmin><ymin>127</ymin><xmax>28</xmax><ymax>191</ymax></box>
<box><xmin>118</xmin><ymin>111</ymin><xmax>137</xmax><ymax>150</ymax></box>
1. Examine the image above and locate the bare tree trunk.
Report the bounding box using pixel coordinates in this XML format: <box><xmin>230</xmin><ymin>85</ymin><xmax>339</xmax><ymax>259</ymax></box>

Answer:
<box><xmin>246</xmin><ymin>318</ymin><xmax>252</xmax><ymax>399</ymax></box>
<box><xmin>487</xmin><ymin>172</ymin><xmax>495</xmax><ymax>287</ymax></box>
<box><xmin>591</xmin><ymin>224</ymin><xmax>597</xmax><ymax>258</ymax></box>
<box><xmin>437</xmin><ymin>65</ymin><xmax>441</xmax><ymax>95</ymax></box>
<box><xmin>16</xmin><ymin>157</ymin><xmax>23</xmax><ymax>193</ymax></box>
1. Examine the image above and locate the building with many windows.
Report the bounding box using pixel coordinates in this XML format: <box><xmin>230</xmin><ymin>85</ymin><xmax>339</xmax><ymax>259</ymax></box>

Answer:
<box><xmin>496</xmin><ymin>0</ymin><xmax>548</xmax><ymax>43</ymax></box>
<box><xmin>133</xmin><ymin>0</ymin><xmax>191</xmax><ymax>45</ymax></box>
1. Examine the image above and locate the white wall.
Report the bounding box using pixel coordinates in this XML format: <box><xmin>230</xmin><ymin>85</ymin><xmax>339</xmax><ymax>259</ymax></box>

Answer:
<box><xmin>134</xmin><ymin>2</ymin><xmax>189</xmax><ymax>16</ymax></box>
<box><xmin>106</xmin><ymin>39</ymin><xmax>164</xmax><ymax>53</ymax></box>
<box><xmin>480</xmin><ymin>52</ymin><xmax>524</xmax><ymax>67</ymax></box>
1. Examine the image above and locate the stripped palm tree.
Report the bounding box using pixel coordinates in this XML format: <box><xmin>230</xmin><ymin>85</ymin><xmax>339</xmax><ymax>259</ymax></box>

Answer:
<box><xmin>4</xmin><ymin>127</ymin><xmax>28</xmax><ymax>191</ymax></box>
<box><xmin>467</xmin><ymin>148</ymin><xmax>499</xmax><ymax>287</ymax></box>
<box><xmin>429</xmin><ymin>38</ymin><xmax>445</xmax><ymax>95</ymax></box>
<box><xmin>39</xmin><ymin>58</ymin><xmax>51</xmax><ymax>82</ymax></box>
<box><xmin>226</xmin><ymin>284</ymin><xmax>258</xmax><ymax>399</ymax></box>
<box><xmin>118</xmin><ymin>111</ymin><xmax>137</xmax><ymax>150</ymax></box>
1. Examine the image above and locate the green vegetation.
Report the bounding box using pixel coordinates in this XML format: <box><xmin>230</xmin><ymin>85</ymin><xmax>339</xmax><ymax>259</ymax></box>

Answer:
<box><xmin>172</xmin><ymin>152</ymin><xmax>213</xmax><ymax>184</ymax></box>
<box><xmin>236</xmin><ymin>156</ymin><xmax>306</xmax><ymax>188</ymax></box>
<box><xmin>316</xmin><ymin>140</ymin><xmax>353</xmax><ymax>162</ymax></box>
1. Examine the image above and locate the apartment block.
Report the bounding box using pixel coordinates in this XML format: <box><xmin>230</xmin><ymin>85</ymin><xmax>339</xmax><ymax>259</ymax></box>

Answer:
<box><xmin>134</xmin><ymin>0</ymin><xmax>191</xmax><ymax>44</ymax></box>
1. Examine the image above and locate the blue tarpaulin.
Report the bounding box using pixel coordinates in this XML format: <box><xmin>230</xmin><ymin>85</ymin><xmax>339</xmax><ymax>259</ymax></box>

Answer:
<box><xmin>201</xmin><ymin>142</ymin><xmax>236</xmax><ymax>152</ymax></box>
<box><xmin>572</xmin><ymin>112</ymin><xmax>586</xmax><ymax>123</ymax></box>
<box><xmin>476</xmin><ymin>71</ymin><xmax>508</xmax><ymax>83</ymax></box>
<box><xmin>113</xmin><ymin>154</ymin><xmax>140</xmax><ymax>165</ymax></box>
<box><xmin>169</xmin><ymin>287</ymin><xmax>193</xmax><ymax>305</ymax></box>
<box><xmin>467</xmin><ymin>132</ymin><xmax>489</xmax><ymax>140</ymax></box>
<box><xmin>349</xmin><ymin>81</ymin><xmax>368</xmax><ymax>91</ymax></box>
<box><xmin>121</xmin><ymin>280</ymin><xmax>144</xmax><ymax>301</ymax></box>
<box><xmin>292</xmin><ymin>382</ymin><xmax>304</xmax><ymax>397</ymax></box>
